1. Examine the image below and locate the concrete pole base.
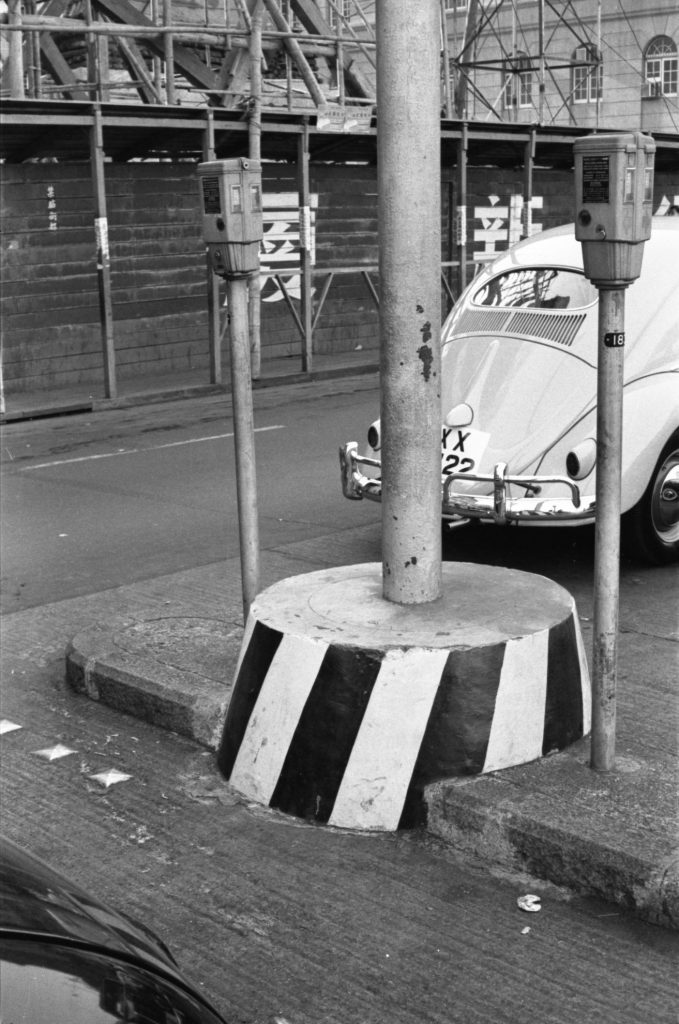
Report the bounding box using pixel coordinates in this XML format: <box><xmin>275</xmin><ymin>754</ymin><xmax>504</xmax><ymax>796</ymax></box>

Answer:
<box><xmin>217</xmin><ymin>563</ymin><xmax>591</xmax><ymax>831</ymax></box>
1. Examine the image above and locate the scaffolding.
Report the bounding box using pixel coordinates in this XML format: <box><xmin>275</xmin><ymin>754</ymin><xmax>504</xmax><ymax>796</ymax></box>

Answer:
<box><xmin>443</xmin><ymin>0</ymin><xmax>605</xmax><ymax>126</ymax></box>
<box><xmin>0</xmin><ymin>0</ymin><xmax>376</xmax><ymax>111</ymax></box>
<box><xmin>2</xmin><ymin>0</ymin><xmax>675</xmax><ymax>134</ymax></box>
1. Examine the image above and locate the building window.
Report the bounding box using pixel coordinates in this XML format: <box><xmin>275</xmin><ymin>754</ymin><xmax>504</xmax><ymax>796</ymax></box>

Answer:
<box><xmin>572</xmin><ymin>45</ymin><xmax>602</xmax><ymax>103</ymax></box>
<box><xmin>445</xmin><ymin>0</ymin><xmax>468</xmax><ymax>10</ymax></box>
<box><xmin>327</xmin><ymin>0</ymin><xmax>353</xmax><ymax>30</ymax></box>
<box><xmin>644</xmin><ymin>36</ymin><xmax>678</xmax><ymax>96</ymax></box>
<box><xmin>503</xmin><ymin>52</ymin><xmax>532</xmax><ymax>109</ymax></box>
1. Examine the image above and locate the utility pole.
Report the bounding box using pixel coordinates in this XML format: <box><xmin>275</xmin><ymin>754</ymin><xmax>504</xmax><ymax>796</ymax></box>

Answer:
<box><xmin>377</xmin><ymin>0</ymin><xmax>442</xmax><ymax>605</ymax></box>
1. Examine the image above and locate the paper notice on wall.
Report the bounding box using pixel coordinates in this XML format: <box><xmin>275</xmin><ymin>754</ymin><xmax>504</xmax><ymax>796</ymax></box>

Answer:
<box><xmin>95</xmin><ymin>216</ymin><xmax>109</xmax><ymax>259</ymax></box>
<box><xmin>317</xmin><ymin>105</ymin><xmax>373</xmax><ymax>134</ymax></box>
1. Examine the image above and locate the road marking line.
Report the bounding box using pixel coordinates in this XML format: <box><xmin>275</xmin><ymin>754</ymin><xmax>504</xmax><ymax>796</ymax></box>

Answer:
<box><xmin>20</xmin><ymin>425</ymin><xmax>285</xmax><ymax>471</ymax></box>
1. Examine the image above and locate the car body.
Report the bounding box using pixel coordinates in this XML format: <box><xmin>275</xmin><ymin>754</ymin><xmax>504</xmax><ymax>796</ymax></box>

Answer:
<box><xmin>340</xmin><ymin>219</ymin><xmax>679</xmax><ymax>563</ymax></box>
<box><xmin>0</xmin><ymin>834</ymin><xmax>228</xmax><ymax>1024</ymax></box>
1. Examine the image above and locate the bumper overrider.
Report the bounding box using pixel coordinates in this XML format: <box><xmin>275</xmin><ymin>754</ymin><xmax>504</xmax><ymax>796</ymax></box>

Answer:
<box><xmin>339</xmin><ymin>442</ymin><xmax>597</xmax><ymax>525</ymax></box>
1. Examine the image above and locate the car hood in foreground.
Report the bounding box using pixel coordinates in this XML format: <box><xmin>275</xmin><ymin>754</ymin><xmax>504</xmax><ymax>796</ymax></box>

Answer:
<box><xmin>0</xmin><ymin>836</ymin><xmax>228</xmax><ymax>1023</ymax></box>
<box><xmin>0</xmin><ymin>836</ymin><xmax>175</xmax><ymax>973</ymax></box>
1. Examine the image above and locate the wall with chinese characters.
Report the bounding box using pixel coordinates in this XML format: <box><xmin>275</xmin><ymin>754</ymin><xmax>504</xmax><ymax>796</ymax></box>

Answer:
<box><xmin>1</xmin><ymin>160</ymin><xmax>677</xmax><ymax>395</ymax></box>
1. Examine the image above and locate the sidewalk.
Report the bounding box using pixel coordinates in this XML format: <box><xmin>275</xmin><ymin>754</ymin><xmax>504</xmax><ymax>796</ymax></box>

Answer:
<box><xmin>0</xmin><ymin>349</ymin><xmax>380</xmax><ymax>423</ymax></box>
<box><xmin>56</xmin><ymin>536</ymin><xmax>678</xmax><ymax>931</ymax></box>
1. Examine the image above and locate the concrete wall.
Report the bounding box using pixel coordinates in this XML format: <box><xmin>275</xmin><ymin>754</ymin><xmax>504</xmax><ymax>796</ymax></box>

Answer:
<box><xmin>1</xmin><ymin>160</ymin><xmax>678</xmax><ymax>394</ymax></box>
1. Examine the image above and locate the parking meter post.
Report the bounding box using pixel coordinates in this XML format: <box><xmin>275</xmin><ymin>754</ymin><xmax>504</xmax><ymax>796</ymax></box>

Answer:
<box><xmin>196</xmin><ymin>158</ymin><xmax>264</xmax><ymax>623</ymax></box>
<box><xmin>591</xmin><ymin>287</ymin><xmax>625</xmax><ymax>771</ymax></box>
<box><xmin>377</xmin><ymin>0</ymin><xmax>442</xmax><ymax>605</ymax></box>
<box><xmin>226</xmin><ymin>275</ymin><xmax>260</xmax><ymax>622</ymax></box>
<box><xmin>573</xmin><ymin>131</ymin><xmax>655</xmax><ymax>771</ymax></box>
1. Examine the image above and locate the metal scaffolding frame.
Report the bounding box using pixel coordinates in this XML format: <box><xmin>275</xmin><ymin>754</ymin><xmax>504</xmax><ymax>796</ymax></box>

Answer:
<box><xmin>443</xmin><ymin>0</ymin><xmax>605</xmax><ymax>127</ymax></box>
<box><xmin>2</xmin><ymin>0</ymin><xmax>672</xmax><ymax>132</ymax></box>
<box><xmin>0</xmin><ymin>0</ymin><xmax>376</xmax><ymax>110</ymax></box>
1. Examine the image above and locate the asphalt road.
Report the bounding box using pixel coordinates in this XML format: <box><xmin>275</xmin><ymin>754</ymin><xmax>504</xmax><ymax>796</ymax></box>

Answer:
<box><xmin>0</xmin><ymin>379</ymin><xmax>381</xmax><ymax>612</ymax></box>
<box><xmin>1</xmin><ymin>378</ymin><xmax>677</xmax><ymax>1023</ymax></box>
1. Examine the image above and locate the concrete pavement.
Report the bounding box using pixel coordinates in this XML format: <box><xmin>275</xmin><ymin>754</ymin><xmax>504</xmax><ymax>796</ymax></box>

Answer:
<box><xmin>62</xmin><ymin>532</ymin><xmax>678</xmax><ymax>930</ymax></box>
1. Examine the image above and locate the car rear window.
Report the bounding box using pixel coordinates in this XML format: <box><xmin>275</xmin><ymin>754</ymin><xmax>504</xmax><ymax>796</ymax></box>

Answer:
<box><xmin>472</xmin><ymin>268</ymin><xmax>597</xmax><ymax>310</ymax></box>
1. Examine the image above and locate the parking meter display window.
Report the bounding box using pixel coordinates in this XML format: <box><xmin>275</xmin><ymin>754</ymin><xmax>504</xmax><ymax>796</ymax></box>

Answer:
<box><xmin>231</xmin><ymin>184</ymin><xmax>243</xmax><ymax>213</ymax></box>
<box><xmin>644</xmin><ymin>156</ymin><xmax>653</xmax><ymax>201</ymax></box>
<box><xmin>202</xmin><ymin>177</ymin><xmax>220</xmax><ymax>214</ymax></box>
<box><xmin>582</xmin><ymin>156</ymin><xmax>609</xmax><ymax>204</ymax></box>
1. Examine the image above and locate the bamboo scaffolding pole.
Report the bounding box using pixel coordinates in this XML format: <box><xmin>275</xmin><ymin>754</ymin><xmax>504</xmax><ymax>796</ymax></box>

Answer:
<box><xmin>9</xmin><ymin>16</ymin><xmax>374</xmax><ymax>50</ymax></box>
<box><xmin>261</xmin><ymin>0</ymin><xmax>325</xmax><ymax>106</ymax></box>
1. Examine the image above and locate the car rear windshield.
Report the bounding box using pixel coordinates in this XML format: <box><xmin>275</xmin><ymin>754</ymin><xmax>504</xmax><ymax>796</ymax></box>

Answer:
<box><xmin>472</xmin><ymin>267</ymin><xmax>597</xmax><ymax>310</ymax></box>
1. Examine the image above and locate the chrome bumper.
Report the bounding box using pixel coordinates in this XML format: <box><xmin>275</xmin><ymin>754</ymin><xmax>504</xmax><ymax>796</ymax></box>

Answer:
<box><xmin>339</xmin><ymin>442</ymin><xmax>597</xmax><ymax>525</ymax></box>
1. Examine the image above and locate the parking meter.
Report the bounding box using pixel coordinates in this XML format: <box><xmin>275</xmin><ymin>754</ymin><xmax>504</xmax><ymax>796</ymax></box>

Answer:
<box><xmin>197</xmin><ymin>158</ymin><xmax>263</xmax><ymax>278</ymax></box>
<box><xmin>574</xmin><ymin>132</ymin><xmax>655</xmax><ymax>287</ymax></box>
<box><xmin>573</xmin><ymin>132</ymin><xmax>656</xmax><ymax>772</ymax></box>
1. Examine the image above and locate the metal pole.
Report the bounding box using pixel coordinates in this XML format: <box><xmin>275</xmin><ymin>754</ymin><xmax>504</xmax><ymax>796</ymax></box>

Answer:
<box><xmin>90</xmin><ymin>105</ymin><xmax>117</xmax><ymax>400</ymax></box>
<box><xmin>591</xmin><ymin>286</ymin><xmax>625</xmax><ymax>771</ymax></box>
<box><xmin>522</xmin><ymin>129</ymin><xmax>535</xmax><ymax>240</ymax></box>
<box><xmin>377</xmin><ymin>0</ymin><xmax>442</xmax><ymax>605</ymax></box>
<box><xmin>298</xmin><ymin>122</ymin><xmax>313</xmax><ymax>373</ymax></box>
<box><xmin>163</xmin><ymin>0</ymin><xmax>175</xmax><ymax>105</ymax></box>
<box><xmin>248</xmin><ymin>0</ymin><xmax>263</xmax><ymax>380</ymax></box>
<box><xmin>537</xmin><ymin>0</ymin><xmax>545</xmax><ymax>125</ymax></box>
<box><xmin>457</xmin><ymin>124</ymin><xmax>468</xmax><ymax>294</ymax></box>
<box><xmin>440</xmin><ymin>0</ymin><xmax>453</xmax><ymax>120</ymax></box>
<box><xmin>202</xmin><ymin>110</ymin><xmax>221</xmax><ymax>385</ymax></box>
<box><xmin>226</xmin><ymin>275</ymin><xmax>260</xmax><ymax>621</ymax></box>
<box><xmin>7</xmin><ymin>0</ymin><xmax>25</xmax><ymax>98</ymax></box>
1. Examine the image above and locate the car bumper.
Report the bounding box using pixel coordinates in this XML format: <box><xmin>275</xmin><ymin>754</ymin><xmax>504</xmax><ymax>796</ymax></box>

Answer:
<box><xmin>339</xmin><ymin>442</ymin><xmax>597</xmax><ymax>525</ymax></box>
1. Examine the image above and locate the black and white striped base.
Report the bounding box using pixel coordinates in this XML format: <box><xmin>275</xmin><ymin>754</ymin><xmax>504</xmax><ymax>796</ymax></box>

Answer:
<box><xmin>217</xmin><ymin>563</ymin><xmax>590</xmax><ymax>831</ymax></box>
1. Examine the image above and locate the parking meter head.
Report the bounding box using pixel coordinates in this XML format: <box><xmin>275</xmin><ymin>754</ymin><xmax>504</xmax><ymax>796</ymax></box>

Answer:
<box><xmin>197</xmin><ymin>158</ymin><xmax>263</xmax><ymax>278</ymax></box>
<box><xmin>574</xmin><ymin>132</ymin><xmax>655</xmax><ymax>286</ymax></box>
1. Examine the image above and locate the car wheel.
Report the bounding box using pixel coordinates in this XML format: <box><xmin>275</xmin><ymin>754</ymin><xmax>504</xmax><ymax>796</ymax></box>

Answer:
<box><xmin>622</xmin><ymin>430</ymin><xmax>679</xmax><ymax>565</ymax></box>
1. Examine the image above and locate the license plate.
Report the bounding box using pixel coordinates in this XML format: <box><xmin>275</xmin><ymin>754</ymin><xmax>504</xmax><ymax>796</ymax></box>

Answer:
<box><xmin>441</xmin><ymin>426</ymin><xmax>490</xmax><ymax>477</ymax></box>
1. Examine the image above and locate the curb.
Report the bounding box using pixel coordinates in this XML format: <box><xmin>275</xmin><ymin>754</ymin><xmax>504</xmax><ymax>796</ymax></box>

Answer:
<box><xmin>1</xmin><ymin>363</ymin><xmax>380</xmax><ymax>423</ymax></box>
<box><xmin>64</xmin><ymin>613</ymin><xmax>678</xmax><ymax>931</ymax></box>
<box><xmin>65</xmin><ymin>617</ymin><xmax>240</xmax><ymax>750</ymax></box>
<box><xmin>424</xmin><ymin>750</ymin><xmax>679</xmax><ymax>931</ymax></box>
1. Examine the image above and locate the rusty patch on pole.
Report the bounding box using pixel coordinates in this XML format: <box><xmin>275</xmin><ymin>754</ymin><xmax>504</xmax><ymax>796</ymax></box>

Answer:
<box><xmin>417</xmin><ymin>344</ymin><xmax>433</xmax><ymax>380</ymax></box>
<box><xmin>417</xmin><ymin>318</ymin><xmax>434</xmax><ymax>380</ymax></box>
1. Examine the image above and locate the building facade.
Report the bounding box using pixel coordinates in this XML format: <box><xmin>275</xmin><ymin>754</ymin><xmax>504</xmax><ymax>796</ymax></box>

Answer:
<box><xmin>343</xmin><ymin>0</ymin><xmax>679</xmax><ymax>134</ymax></box>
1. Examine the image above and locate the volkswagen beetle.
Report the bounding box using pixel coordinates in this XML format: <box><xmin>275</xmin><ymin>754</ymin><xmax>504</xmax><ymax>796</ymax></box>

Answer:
<box><xmin>340</xmin><ymin>219</ymin><xmax>678</xmax><ymax>564</ymax></box>
<box><xmin>0</xmin><ymin>834</ymin><xmax>228</xmax><ymax>1023</ymax></box>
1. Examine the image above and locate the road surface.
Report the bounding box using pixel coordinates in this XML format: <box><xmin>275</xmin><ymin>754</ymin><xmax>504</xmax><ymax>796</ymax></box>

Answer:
<box><xmin>1</xmin><ymin>378</ymin><xmax>677</xmax><ymax>1023</ymax></box>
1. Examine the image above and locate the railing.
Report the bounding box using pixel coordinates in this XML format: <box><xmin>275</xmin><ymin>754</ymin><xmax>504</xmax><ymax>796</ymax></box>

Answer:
<box><xmin>249</xmin><ymin>261</ymin><xmax>461</xmax><ymax>377</ymax></box>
